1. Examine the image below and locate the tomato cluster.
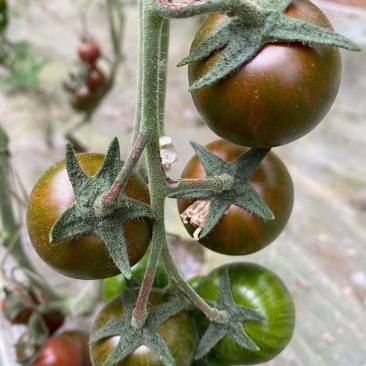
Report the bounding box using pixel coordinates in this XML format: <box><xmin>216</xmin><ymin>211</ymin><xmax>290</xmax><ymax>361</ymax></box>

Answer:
<box><xmin>18</xmin><ymin>0</ymin><xmax>351</xmax><ymax>364</ymax></box>
<box><xmin>64</xmin><ymin>40</ymin><xmax>106</xmax><ymax>112</ymax></box>
<box><xmin>2</xmin><ymin>287</ymin><xmax>64</xmax><ymax>334</ymax></box>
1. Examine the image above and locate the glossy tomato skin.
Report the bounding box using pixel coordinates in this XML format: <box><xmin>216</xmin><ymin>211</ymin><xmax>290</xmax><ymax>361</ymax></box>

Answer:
<box><xmin>189</xmin><ymin>0</ymin><xmax>342</xmax><ymax>147</ymax></box>
<box><xmin>86</xmin><ymin>67</ymin><xmax>105</xmax><ymax>90</ymax></box>
<box><xmin>90</xmin><ymin>289</ymin><xmax>196</xmax><ymax>366</ymax></box>
<box><xmin>27</xmin><ymin>153</ymin><xmax>152</xmax><ymax>280</ymax></box>
<box><xmin>78</xmin><ymin>42</ymin><xmax>101</xmax><ymax>65</ymax></box>
<box><xmin>70</xmin><ymin>85</ymin><xmax>95</xmax><ymax>112</ymax></box>
<box><xmin>177</xmin><ymin>139</ymin><xmax>294</xmax><ymax>255</ymax></box>
<box><xmin>195</xmin><ymin>262</ymin><xmax>295</xmax><ymax>365</ymax></box>
<box><xmin>62</xmin><ymin>331</ymin><xmax>92</xmax><ymax>366</ymax></box>
<box><xmin>32</xmin><ymin>335</ymin><xmax>82</xmax><ymax>366</ymax></box>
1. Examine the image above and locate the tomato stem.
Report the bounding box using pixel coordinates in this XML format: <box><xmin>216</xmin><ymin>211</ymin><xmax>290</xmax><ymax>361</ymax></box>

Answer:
<box><xmin>167</xmin><ymin>173</ymin><xmax>234</xmax><ymax>195</ymax></box>
<box><xmin>131</xmin><ymin>0</ymin><xmax>169</xmax><ymax>328</ymax></box>
<box><xmin>0</xmin><ymin>125</ymin><xmax>37</xmax><ymax>274</ymax></box>
<box><xmin>161</xmin><ymin>245</ymin><xmax>229</xmax><ymax>323</ymax></box>
<box><xmin>156</xmin><ymin>0</ymin><xmax>264</xmax><ymax>19</ymax></box>
<box><xmin>95</xmin><ymin>133</ymin><xmax>149</xmax><ymax>217</ymax></box>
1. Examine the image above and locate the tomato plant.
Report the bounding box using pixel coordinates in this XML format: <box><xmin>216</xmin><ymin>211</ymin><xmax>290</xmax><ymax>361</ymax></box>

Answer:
<box><xmin>177</xmin><ymin>139</ymin><xmax>294</xmax><ymax>255</ymax></box>
<box><xmin>194</xmin><ymin>262</ymin><xmax>295</xmax><ymax>365</ymax></box>
<box><xmin>78</xmin><ymin>41</ymin><xmax>101</xmax><ymax>65</ymax></box>
<box><xmin>90</xmin><ymin>289</ymin><xmax>196</xmax><ymax>366</ymax></box>
<box><xmin>26</xmin><ymin>153</ymin><xmax>152</xmax><ymax>280</ymax></box>
<box><xmin>0</xmin><ymin>0</ymin><xmax>358</xmax><ymax>364</ymax></box>
<box><xmin>188</xmin><ymin>0</ymin><xmax>342</xmax><ymax>147</ymax></box>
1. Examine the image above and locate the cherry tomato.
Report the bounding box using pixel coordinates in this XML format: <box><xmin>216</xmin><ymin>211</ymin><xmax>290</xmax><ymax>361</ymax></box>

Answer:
<box><xmin>78</xmin><ymin>41</ymin><xmax>101</xmax><ymax>65</ymax></box>
<box><xmin>90</xmin><ymin>289</ymin><xmax>196</xmax><ymax>366</ymax></box>
<box><xmin>177</xmin><ymin>139</ymin><xmax>294</xmax><ymax>255</ymax></box>
<box><xmin>188</xmin><ymin>0</ymin><xmax>342</xmax><ymax>147</ymax></box>
<box><xmin>62</xmin><ymin>331</ymin><xmax>92</xmax><ymax>366</ymax></box>
<box><xmin>27</xmin><ymin>153</ymin><xmax>152</xmax><ymax>280</ymax></box>
<box><xmin>2</xmin><ymin>287</ymin><xmax>64</xmax><ymax>334</ymax></box>
<box><xmin>85</xmin><ymin>67</ymin><xmax>105</xmax><ymax>91</ymax></box>
<box><xmin>2</xmin><ymin>287</ymin><xmax>34</xmax><ymax>325</ymax></box>
<box><xmin>70</xmin><ymin>85</ymin><xmax>95</xmax><ymax>112</ymax></box>
<box><xmin>195</xmin><ymin>262</ymin><xmax>295</xmax><ymax>365</ymax></box>
<box><xmin>32</xmin><ymin>335</ymin><xmax>82</xmax><ymax>366</ymax></box>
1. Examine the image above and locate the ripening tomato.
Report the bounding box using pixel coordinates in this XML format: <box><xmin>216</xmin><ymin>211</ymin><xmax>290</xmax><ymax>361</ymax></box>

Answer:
<box><xmin>177</xmin><ymin>139</ymin><xmax>294</xmax><ymax>255</ymax></box>
<box><xmin>85</xmin><ymin>67</ymin><xmax>105</xmax><ymax>91</ymax></box>
<box><xmin>32</xmin><ymin>335</ymin><xmax>83</xmax><ymax>366</ymax></box>
<box><xmin>78</xmin><ymin>41</ymin><xmax>101</xmax><ymax>65</ymax></box>
<box><xmin>70</xmin><ymin>85</ymin><xmax>95</xmax><ymax>112</ymax></box>
<box><xmin>62</xmin><ymin>331</ymin><xmax>92</xmax><ymax>366</ymax></box>
<box><xmin>90</xmin><ymin>289</ymin><xmax>196</xmax><ymax>366</ymax></box>
<box><xmin>195</xmin><ymin>262</ymin><xmax>295</xmax><ymax>365</ymax></box>
<box><xmin>2</xmin><ymin>287</ymin><xmax>64</xmax><ymax>334</ymax></box>
<box><xmin>188</xmin><ymin>0</ymin><xmax>342</xmax><ymax>147</ymax></box>
<box><xmin>27</xmin><ymin>153</ymin><xmax>152</xmax><ymax>280</ymax></box>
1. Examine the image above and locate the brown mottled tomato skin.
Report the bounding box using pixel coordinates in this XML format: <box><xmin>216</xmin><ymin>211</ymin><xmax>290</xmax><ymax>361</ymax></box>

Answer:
<box><xmin>32</xmin><ymin>335</ymin><xmax>83</xmax><ymax>366</ymax></box>
<box><xmin>86</xmin><ymin>67</ymin><xmax>105</xmax><ymax>91</ymax></box>
<box><xmin>27</xmin><ymin>153</ymin><xmax>152</xmax><ymax>280</ymax></box>
<box><xmin>189</xmin><ymin>0</ymin><xmax>342</xmax><ymax>147</ymax></box>
<box><xmin>177</xmin><ymin>139</ymin><xmax>294</xmax><ymax>255</ymax></box>
<box><xmin>90</xmin><ymin>289</ymin><xmax>196</xmax><ymax>366</ymax></box>
<box><xmin>62</xmin><ymin>331</ymin><xmax>92</xmax><ymax>366</ymax></box>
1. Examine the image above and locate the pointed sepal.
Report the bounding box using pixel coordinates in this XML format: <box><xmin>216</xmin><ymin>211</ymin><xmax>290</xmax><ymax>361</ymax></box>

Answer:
<box><xmin>181</xmin><ymin>2</ymin><xmax>360</xmax><ymax>90</ymax></box>
<box><xmin>176</xmin><ymin>142</ymin><xmax>273</xmax><ymax>240</ymax></box>
<box><xmin>195</xmin><ymin>267</ymin><xmax>265</xmax><ymax>360</ymax></box>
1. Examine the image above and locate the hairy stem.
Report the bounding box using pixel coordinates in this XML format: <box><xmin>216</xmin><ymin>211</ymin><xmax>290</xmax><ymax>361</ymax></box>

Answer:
<box><xmin>95</xmin><ymin>133</ymin><xmax>149</xmax><ymax>216</ymax></box>
<box><xmin>0</xmin><ymin>125</ymin><xmax>36</xmax><ymax>273</ymax></box>
<box><xmin>131</xmin><ymin>0</ymin><xmax>169</xmax><ymax>328</ymax></box>
<box><xmin>161</xmin><ymin>245</ymin><xmax>228</xmax><ymax>323</ymax></box>
<box><xmin>156</xmin><ymin>0</ymin><xmax>264</xmax><ymax>19</ymax></box>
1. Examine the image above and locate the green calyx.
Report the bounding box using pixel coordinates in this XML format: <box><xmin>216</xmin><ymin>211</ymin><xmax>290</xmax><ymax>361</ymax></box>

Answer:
<box><xmin>195</xmin><ymin>267</ymin><xmax>265</xmax><ymax>360</ymax></box>
<box><xmin>89</xmin><ymin>289</ymin><xmax>188</xmax><ymax>366</ymax></box>
<box><xmin>49</xmin><ymin>138</ymin><xmax>154</xmax><ymax>279</ymax></box>
<box><xmin>178</xmin><ymin>0</ymin><xmax>360</xmax><ymax>90</ymax></box>
<box><xmin>171</xmin><ymin>141</ymin><xmax>273</xmax><ymax>240</ymax></box>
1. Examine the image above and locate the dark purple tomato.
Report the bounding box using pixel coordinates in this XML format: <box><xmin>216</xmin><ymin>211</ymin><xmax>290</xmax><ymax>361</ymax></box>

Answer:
<box><xmin>27</xmin><ymin>153</ymin><xmax>152</xmax><ymax>280</ymax></box>
<box><xmin>70</xmin><ymin>85</ymin><xmax>95</xmax><ymax>112</ymax></box>
<box><xmin>189</xmin><ymin>0</ymin><xmax>342</xmax><ymax>147</ymax></box>
<box><xmin>85</xmin><ymin>67</ymin><xmax>105</xmax><ymax>90</ymax></box>
<box><xmin>177</xmin><ymin>139</ymin><xmax>294</xmax><ymax>255</ymax></box>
